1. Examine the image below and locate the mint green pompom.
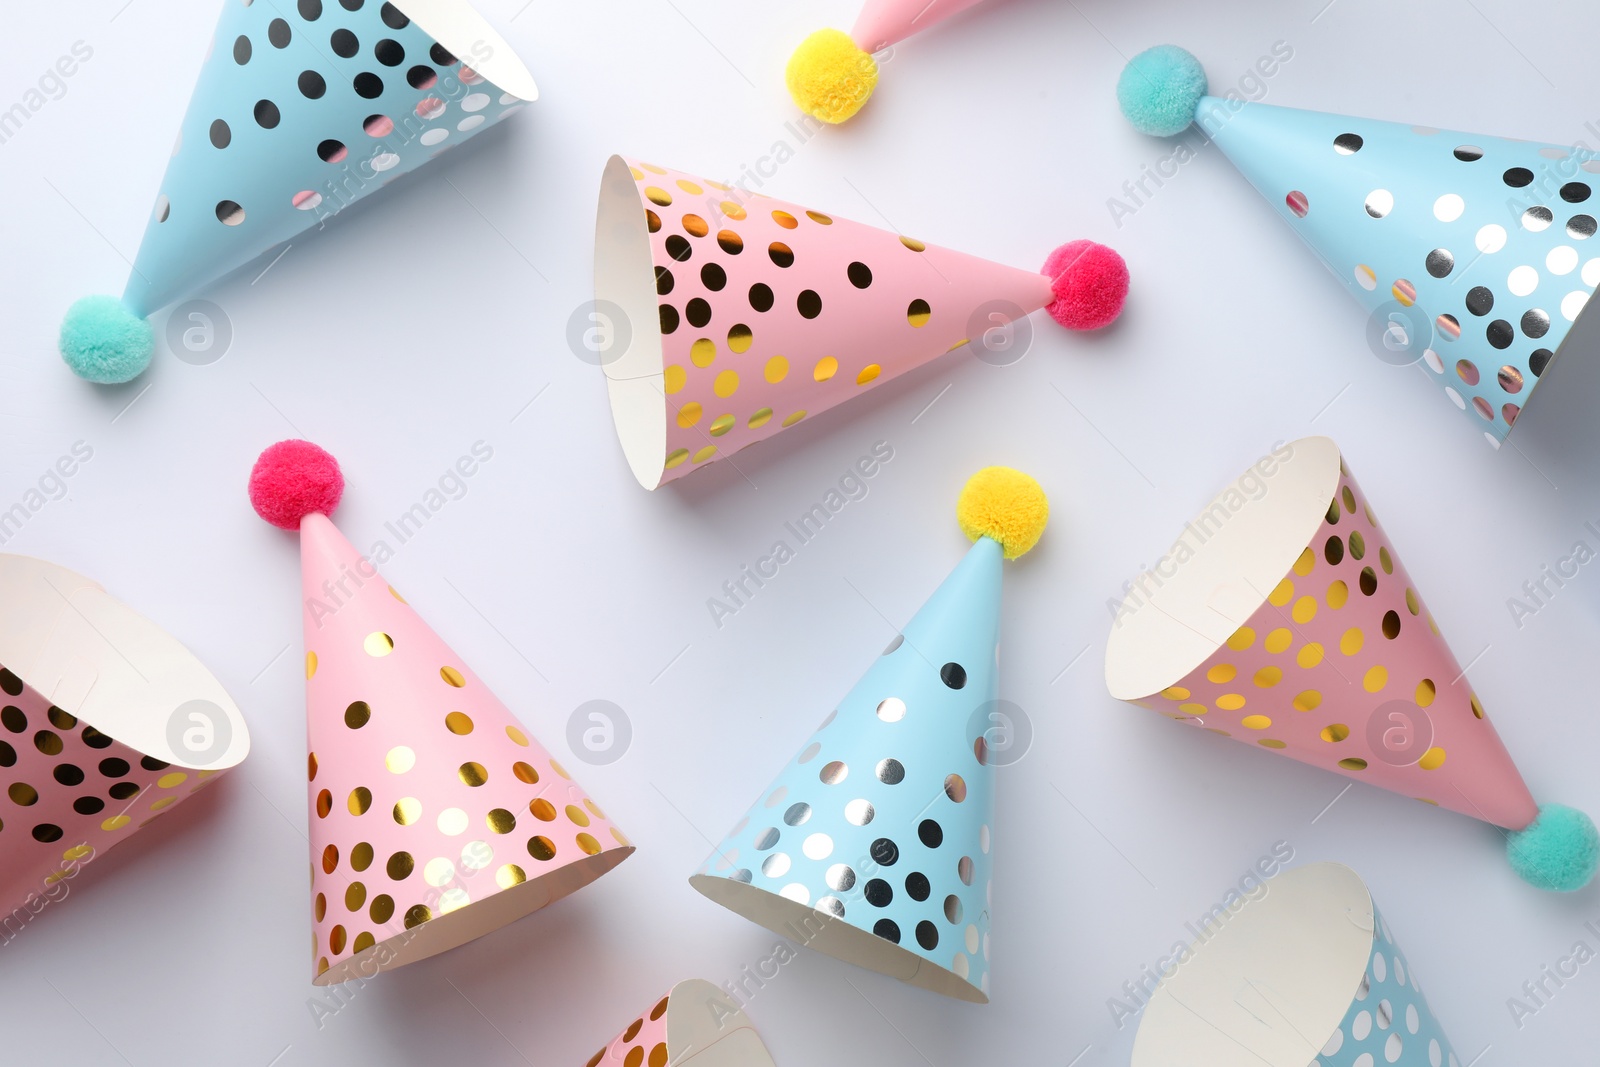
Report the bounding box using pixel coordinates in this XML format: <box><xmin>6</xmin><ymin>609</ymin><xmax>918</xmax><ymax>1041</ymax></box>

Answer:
<box><xmin>1117</xmin><ymin>45</ymin><xmax>1207</xmax><ymax>137</ymax></box>
<box><xmin>1507</xmin><ymin>804</ymin><xmax>1600</xmax><ymax>892</ymax></box>
<box><xmin>60</xmin><ymin>296</ymin><xmax>154</xmax><ymax>384</ymax></box>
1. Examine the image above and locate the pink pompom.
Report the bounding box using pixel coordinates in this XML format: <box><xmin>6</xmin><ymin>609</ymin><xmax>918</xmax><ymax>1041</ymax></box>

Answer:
<box><xmin>1042</xmin><ymin>240</ymin><xmax>1129</xmax><ymax>331</ymax></box>
<box><xmin>249</xmin><ymin>440</ymin><xmax>344</xmax><ymax>529</ymax></box>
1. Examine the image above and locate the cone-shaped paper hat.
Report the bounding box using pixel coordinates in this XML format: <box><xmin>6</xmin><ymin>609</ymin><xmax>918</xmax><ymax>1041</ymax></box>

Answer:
<box><xmin>1132</xmin><ymin>863</ymin><xmax>1460</xmax><ymax>1067</ymax></box>
<box><xmin>691</xmin><ymin>468</ymin><xmax>1049</xmax><ymax>1001</ymax></box>
<box><xmin>786</xmin><ymin>1</ymin><xmax>988</xmax><ymax>123</ymax></box>
<box><xmin>1105</xmin><ymin>436</ymin><xmax>1598</xmax><ymax>891</ymax></box>
<box><xmin>585</xmin><ymin>979</ymin><xmax>777</xmax><ymax>1067</ymax></box>
<box><xmin>1117</xmin><ymin>46</ymin><xmax>1600</xmax><ymax>447</ymax></box>
<box><xmin>596</xmin><ymin>156</ymin><xmax>1128</xmax><ymax>489</ymax></box>
<box><xmin>58</xmin><ymin>0</ymin><xmax>537</xmax><ymax>384</ymax></box>
<box><xmin>247</xmin><ymin>441</ymin><xmax>631</xmax><ymax>984</ymax></box>
<box><xmin>0</xmin><ymin>554</ymin><xmax>249</xmax><ymax>924</ymax></box>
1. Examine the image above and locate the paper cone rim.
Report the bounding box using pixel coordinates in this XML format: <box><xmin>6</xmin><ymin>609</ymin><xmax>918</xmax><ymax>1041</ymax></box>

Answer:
<box><xmin>664</xmin><ymin>978</ymin><xmax>779</xmax><ymax>1065</ymax></box>
<box><xmin>0</xmin><ymin>553</ymin><xmax>249</xmax><ymax>771</ymax></box>
<box><xmin>314</xmin><ymin>845</ymin><xmax>632</xmax><ymax>984</ymax></box>
<box><xmin>596</xmin><ymin>154</ymin><xmax>669</xmax><ymax>490</ymax></box>
<box><xmin>394</xmin><ymin>0</ymin><xmax>538</xmax><ymax>102</ymax></box>
<box><xmin>1507</xmin><ymin>285</ymin><xmax>1600</xmax><ymax>441</ymax></box>
<box><xmin>1104</xmin><ymin>436</ymin><xmax>1343</xmax><ymax>701</ymax></box>
<box><xmin>1131</xmin><ymin>862</ymin><xmax>1376</xmax><ymax>1066</ymax></box>
<box><xmin>690</xmin><ymin>872</ymin><xmax>987</xmax><ymax>1004</ymax></box>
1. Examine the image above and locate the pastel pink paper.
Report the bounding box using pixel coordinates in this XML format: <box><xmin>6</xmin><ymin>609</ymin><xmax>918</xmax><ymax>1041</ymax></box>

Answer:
<box><xmin>852</xmin><ymin>0</ymin><xmax>988</xmax><ymax>50</ymax></box>
<box><xmin>299</xmin><ymin>514</ymin><xmax>630</xmax><ymax>981</ymax></box>
<box><xmin>630</xmin><ymin>159</ymin><xmax>1053</xmax><ymax>484</ymax></box>
<box><xmin>0</xmin><ymin>668</ymin><xmax>226</xmax><ymax>920</ymax></box>
<box><xmin>1133</xmin><ymin>462</ymin><xmax>1539</xmax><ymax>830</ymax></box>
<box><xmin>588</xmin><ymin>989</ymin><xmax>670</xmax><ymax>1066</ymax></box>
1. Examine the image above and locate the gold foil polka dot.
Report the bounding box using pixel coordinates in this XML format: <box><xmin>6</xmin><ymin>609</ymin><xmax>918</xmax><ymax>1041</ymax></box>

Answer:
<box><xmin>386</xmin><ymin>852</ymin><xmax>414</xmax><ymax>880</ymax></box>
<box><xmin>530</xmin><ymin>799</ymin><xmax>556</xmax><ymax>821</ymax></box>
<box><xmin>1227</xmin><ymin>626</ymin><xmax>1257</xmax><ymax>651</ymax></box>
<box><xmin>1320</xmin><ymin>724</ymin><xmax>1350</xmax><ymax>743</ymax></box>
<box><xmin>1338</xmin><ymin>758</ymin><xmax>1369</xmax><ymax>771</ymax></box>
<box><xmin>497</xmin><ymin>864</ymin><xmax>526</xmax><ymax>888</ymax></box>
<box><xmin>487</xmin><ymin>808</ymin><xmax>516</xmax><ymax>834</ymax></box>
<box><xmin>663</xmin><ymin>365</ymin><xmax>686</xmax><ymax>394</ymax></box>
<box><xmin>345</xmin><ymin>882</ymin><xmax>367</xmax><ymax>911</ymax></box>
<box><xmin>370</xmin><ymin>894</ymin><xmax>395</xmax><ymax>923</ymax></box>
<box><xmin>363</xmin><ymin>632</ymin><xmax>394</xmax><ymax>657</ymax></box>
<box><xmin>644</xmin><ymin>187</ymin><xmax>672</xmax><ymax>206</ymax></box>
<box><xmin>351</xmin><ymin>842</ymin><xmax>374</xmax><ymax>871</ymax></box>
<box><xmin>907</xmin><ymin>299</ymin><xmax>932</xmax><ymax>327</ymax></box>
<box><xmin>306</xmin><ymin>651</ymin><xmax>318</xmax><ymax>678</ymax></box>
<box><xmin>528</xmin><ymin>836</ymin><xmax>557</xmax><ymax>861</ymax></box>
<box><xmin>445</xmin><ymin>711</ymin><xmax>474</xmax><ymax>735</ymax></box>
<box><xmin>393</xmin><ymin>797</ymin><xmax>422</xmax><ymax>825</ymax></box>
<box><xmin>856</xmin><ymin>364</ymin><xmax>881</xmax><ymax>386</ymax></box>
<box><xmin>900</xmin><ymin>235</ymin><xmax>925</xmax><ymax>251</ymax></box>
<box><xmin>403</xmin><ymin>905</ymin><xmax>431</xmax><ymax>929</ymax></box>
<box><xmin>728</xmin><ymin>324</ymin><xmax>753</xmax><ymax>352</ymax></box>
<box><xmin>386</xmin><ymin>746</ymin><xmax>415</xmax><ymax>774</ymax></box>
<box><xmin>459</xmin><ymin>762</ymin><xmax>488</xmax><ymax>787</ymax></box>
<box><xmin>345</xmin><ymin>701</ymin><xmax>371</xmax><ymax>729</ymax></box>
<box><xmin>782</xmin><ymin>410</ymin><xmax>807</xmax><ymax>427</ymax></box>
<box><xmin>566</xmin><ymin>804</ymin><xmax>591</xmax><ymax>827</ymax></box>
<box><xmin>506</xmin><ymin>725</ymin><xmax>529</xmax><ymax>747</ymax></box>
<box><xmin>577</xmin><ymin>833</ymin><xmax>602</xmax><ymax>855</ymax></box>
<box><xmin>748</xmin><ymin>408</ymin><xmax>774</xmax><ymax>429</ymax></box>
<box><xmin>440</xmin><ymin>666</ymin><xmax>466</xmax><ymax>687</ymax></box>
<box><xmin>1292</xmin><ymin>690</ymin><xmax>1322</xmax><ymax>712</ymax></box>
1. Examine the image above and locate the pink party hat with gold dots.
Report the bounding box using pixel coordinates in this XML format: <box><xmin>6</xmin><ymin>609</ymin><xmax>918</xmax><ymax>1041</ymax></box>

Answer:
<box><xmin>249</xmin><ymin>440</ymin><xmax>632</xmax><ymax>984</ymax></box>
<box><xmin>1105</xmin><ymin>436</ymin><xmax>1598</xmax><ymax>892</ymax></box>
<box><xmin>594</xmin><ymin>156</ymin><xmax>1129</xmax><ymax>489</ymax></box>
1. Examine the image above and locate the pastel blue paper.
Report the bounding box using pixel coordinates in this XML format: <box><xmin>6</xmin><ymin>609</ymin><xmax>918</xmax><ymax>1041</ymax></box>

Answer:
<box><xmin>1201</xmin><ymin>96</ymin><xmax>1600</xmax><ymax>444</ymax></box>
<box><xmin>1314</xmin><ymin>905</ymin><xmax>1460</xmax><ymax>1067</ymax></box>
<box><xmin>696</xmin><ymin>536</ymin><xmax>1003</xmax><ymax>999</ymax></box>
<box><xmin>124</xmin><ymin>0</ymin><xmax>528</xmax><ymax>315</ymax></box>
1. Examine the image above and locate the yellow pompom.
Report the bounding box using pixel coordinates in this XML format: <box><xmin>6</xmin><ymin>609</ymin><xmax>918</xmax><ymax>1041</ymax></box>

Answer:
<box><xmin>958</xmin><ymin>468</ymin><xmax>1049</xmax><ymax>560</ymax></box>
<box><xmin>786</xmin><ymin>29</ymin><xmax>878</xmax><ymax>124</ymax></box>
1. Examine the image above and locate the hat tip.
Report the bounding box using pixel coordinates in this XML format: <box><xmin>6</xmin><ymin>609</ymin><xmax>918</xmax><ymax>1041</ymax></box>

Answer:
<box><xmin>1117</xmin><ymin>44</ymin><xmax>1207</xmax><ymax>137</ymax></box>
<box><xmin>249</xmin><ymin>440</ymin><xmax>344</xmax><ymax>530</ymax></box>
<box><xmin>1043</xmin><ymin>240</ymin><xmax>1130</xmax><ymax>330</ymax></box>
<box><xmin>958</xmin><ymin>468</ymin><xmax>1049</xmax><ymax>560</ymax></box>
<box><xmin>787</xmin><ymin>28</ymin><xmax>878</xmax><ymax>124</ymax></box>
<box><xmin>60</xmin><ymin>296</ymin><xmax>154</xmax><ymax>384</ymax></box>
<box><xmin>1507</xmin><ymin>803</ymin><xmax>1600</xmax><ymax>892</ymax></box>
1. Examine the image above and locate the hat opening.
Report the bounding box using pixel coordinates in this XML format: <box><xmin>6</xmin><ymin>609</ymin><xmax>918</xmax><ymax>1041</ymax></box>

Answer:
<box><xmin>0</xmin><ymin>554</ymin><xmax>249</xmax><ymax>772</ymax></box>
<box><xmin>1131</xmin><ymin>863</ymin><xmax>1374</xmax><ymax>1066</ymax></box>
<box><xmin>595</xmin><ymin>155</ymin><xmax>669</xmax><ymax>490</ymax></box>
<box><xmin>663</xmin><ymin>979</ymin><xmax>778</xmax><ymax>1066</ymax></box>
<box><xmin>690</xmin><ymin>873</ymin><xmax>988</xmax><ymax>1004</ymax></box>
<box><xmin>391</xmin><ymin>0</ymin><xmax>538</xmax><ymax>102</ymax></box>
<box><xmin>315</xmin><ymin>845</ymin><xmax>631</xmax><ymax>985</ymax></box>
<box><xmin>1104</xmin><ymin>436</ymin><xmax>1343</xmax><ymax>702</ymax></box>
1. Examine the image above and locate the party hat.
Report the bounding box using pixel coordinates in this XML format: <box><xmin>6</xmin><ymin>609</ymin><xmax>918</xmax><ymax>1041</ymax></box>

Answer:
<box><xmin>585</xmin><ymin>979</ymin><xmax>777</xmax><ymax>1067</ymax></box>
<box><xmin>690</xmin><ymin>468</ymin><xmax>1049</xmax><ymax>1001</ymax></box>
<box><xmin>58</xmin><ymin>0</ymin><xmax>538</xmax><ymax>384</ymax></box>
<box><xmin>1116</xmin><ymin>45</ymin><xmax>1600</xmax><ymax>447</ymax></box>
<box><xmin>595</xmin><ymin>156</ymin><xmax>1128</xmax><ymax>489</ymax></box>
<box><xmin>0</xmin><ymin>553</ymin><xmax>249</xmax><ymax>926</ymax></box>
<box><xmin>786</xmin><ymin>0</ymin><xmax>988</xmax><ymax>124</ymax></box>
<box><xmin>1131</xmin><ymin>862</ymin><xmax>1461</xmax><ymax>1067</ymax></box>
<box><xmin>247</xmin><ymin>441</ymin><xmax>631</xmax><ymax>985</ymax></box>
<box><xmin>1104</xmin><ymin>436</ymin><xmax>1598</xmax><ymax>891</ymax></box>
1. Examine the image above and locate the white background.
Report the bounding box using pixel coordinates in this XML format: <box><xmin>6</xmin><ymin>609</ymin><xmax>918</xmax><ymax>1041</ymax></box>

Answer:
<box><xmin>5</xmin><ymin>0</ymin><xmax>1600</xmax><ymax>1062</ymax></box>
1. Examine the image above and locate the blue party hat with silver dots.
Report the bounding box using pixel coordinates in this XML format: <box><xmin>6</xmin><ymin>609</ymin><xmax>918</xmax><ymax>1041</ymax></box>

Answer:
<box><xmin>58</xmin><ymin>0</ymin><xmax>537</xmax><ymax>384</ymax></box>
<box><xmin>1117</xmin><ymin>45</ymin><xmax>1600</xmax><ymax>448</ymax></box>
<box><xmin>690</xmin><ymin>468</ymin><xmax>1049</xmax><ymax>1003</ymax></box>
